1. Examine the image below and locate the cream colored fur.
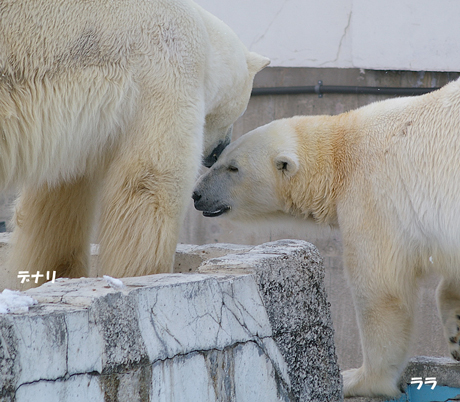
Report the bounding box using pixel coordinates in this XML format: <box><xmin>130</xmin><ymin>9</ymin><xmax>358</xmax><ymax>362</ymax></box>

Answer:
<box><xmin>193</xmin><ymin>79</ymin><xmax>460</xmax><ymax>397</ymax></box>
<box><xmin>1</xmin><ymin>0</ymin><xmax>268</xmax><ymax>281</ymax></box>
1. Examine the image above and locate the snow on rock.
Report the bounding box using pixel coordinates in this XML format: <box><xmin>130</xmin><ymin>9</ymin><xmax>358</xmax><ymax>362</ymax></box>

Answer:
<box><xmin>103</xmin><ymin>275</ymin><xmax>125</xmax><ymax>289</ymax></box>
<box><xmin>0</xmin><ymin>289</ymin><xmax>37</xmax><ymax>313</ymax></box>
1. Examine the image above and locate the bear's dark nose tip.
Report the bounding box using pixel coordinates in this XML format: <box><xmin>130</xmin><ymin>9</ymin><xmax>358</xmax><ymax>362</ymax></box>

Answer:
<box><xmin>192</xmin><ymin>191</ymin><xmax>201</xmax><ymax>202</ymax></box>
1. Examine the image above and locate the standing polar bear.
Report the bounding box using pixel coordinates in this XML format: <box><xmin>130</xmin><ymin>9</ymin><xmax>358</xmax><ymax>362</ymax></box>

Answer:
<box><xmin>193</xmin><ymin>79</ymin><xmax>460</xmax><ymax>397</ymax></box>
<box><xmin>0</xmin><ymin>0</ymin><xmax>268</xmax><ymax>280</ymax></box>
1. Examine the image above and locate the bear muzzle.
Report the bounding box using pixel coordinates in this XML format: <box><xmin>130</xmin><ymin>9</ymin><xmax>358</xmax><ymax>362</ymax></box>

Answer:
<box><xmin>192</xmin><ymin>191</ymin><xmax>230</xmax><ymax>217</ymax></box>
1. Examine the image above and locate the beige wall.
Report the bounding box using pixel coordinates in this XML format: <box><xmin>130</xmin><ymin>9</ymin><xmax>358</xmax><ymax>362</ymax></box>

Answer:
<box><xmin>196</xmin><ymin>0</ymin><xmax>460</xmax><ymax>72</ymax></box>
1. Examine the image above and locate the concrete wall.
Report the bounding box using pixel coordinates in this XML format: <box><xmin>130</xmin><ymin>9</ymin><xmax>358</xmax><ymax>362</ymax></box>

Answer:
<box><xmin>195</xmin><ymin>0</ymin><xmax>460</xmax><ymax>71</ymax></box>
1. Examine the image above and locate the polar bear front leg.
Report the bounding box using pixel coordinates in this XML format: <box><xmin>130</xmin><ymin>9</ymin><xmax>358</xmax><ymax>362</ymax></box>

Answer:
<box><xmin>436</xmin><ymin>277</ymin><xmax>460</xmax><ymax>361</ymax></box>
<box><xmin>341</xmin><ymin>242</ymin><xmax>418</xmax><ymax>397</ymax></box>
<box><xmin>98</xmin><ymin>154</ymin><xmax>197</xmax><ymax>278</ymax></box>
<box><xmin>98</xmin><ymin>106</ymin><xmax>202</xmax><ymax>278</ymax></box>
<box><xmin>9</xmin><ymin>176</ymin><xmax>99</xmax><ymax>284</ymax></box>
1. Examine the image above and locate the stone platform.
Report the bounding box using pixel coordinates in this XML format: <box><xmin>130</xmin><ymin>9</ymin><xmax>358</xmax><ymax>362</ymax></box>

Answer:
<box><xmin>0</xmin><ymin>240</ymin><xmax>342</xmax><ymax>402</ymax></box>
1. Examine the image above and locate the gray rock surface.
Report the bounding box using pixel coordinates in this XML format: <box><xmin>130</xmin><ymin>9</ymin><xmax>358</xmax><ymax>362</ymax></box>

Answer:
<box><xmin>200</xmin><ymin>239</ymin><xmax>342</xmax><ymax>401</ymax></box>
<box><xmin>0</xmin><ymin>240</ymin><xmax>342</xmax><ymax>401</ymax></box>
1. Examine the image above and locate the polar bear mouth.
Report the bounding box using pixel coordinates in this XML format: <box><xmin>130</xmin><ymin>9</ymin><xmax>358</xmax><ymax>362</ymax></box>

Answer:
<box><xmin>202</xmin><ymin>206</ymin><xmax>231</xmax><ymax>217</ymax></box>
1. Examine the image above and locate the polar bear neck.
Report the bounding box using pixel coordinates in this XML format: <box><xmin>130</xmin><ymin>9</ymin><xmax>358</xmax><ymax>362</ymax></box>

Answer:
<box><xmin>279</xmin><ymin>114</ymin><xmax>357</xmax><ymax>225</ymax></box>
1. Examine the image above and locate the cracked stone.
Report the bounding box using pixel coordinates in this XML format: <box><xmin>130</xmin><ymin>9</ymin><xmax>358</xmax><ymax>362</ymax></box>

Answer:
<box><xmin>1</xmin><ymin>240</ymin><xmax>342</xmax><ymax>401</ymax></box>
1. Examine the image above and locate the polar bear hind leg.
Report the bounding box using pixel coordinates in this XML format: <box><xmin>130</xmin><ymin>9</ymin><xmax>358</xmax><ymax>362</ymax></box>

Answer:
<box><xmin>9</xmin><ymin>175</ymin><xmax>100</xmax><ymax>285</ymax></box>
<box><xmin>4</xmin><ymin>73</ymin><xmax>136</xmax><ymax>284</ymax></box>
<box><xmin>436</xmin><ymin>276</ymin><xmax>460</xmax><ymax>361</ymax></box>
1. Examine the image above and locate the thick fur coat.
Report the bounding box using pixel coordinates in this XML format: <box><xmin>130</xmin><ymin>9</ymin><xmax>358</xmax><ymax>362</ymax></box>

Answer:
<box><xmin>0</xmin><ymin>0</ymin><xmax>268</xmax><ymax>280</ymax></box>
<box><xmin>193</xmin><ymin>79</ymin><xmax>460</xmax><ymax>397</ymax></box>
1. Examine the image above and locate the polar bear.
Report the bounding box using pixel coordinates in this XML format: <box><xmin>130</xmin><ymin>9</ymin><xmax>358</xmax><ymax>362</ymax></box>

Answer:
<box><xmin>0</xmin><ymin>0</ymin><xmax>269</xmax><ymax>281</ymax></box>
<box><xmin>193</xmin><ymin>79</ymin><xmax>460</xmax><ymax>397</ymax></box>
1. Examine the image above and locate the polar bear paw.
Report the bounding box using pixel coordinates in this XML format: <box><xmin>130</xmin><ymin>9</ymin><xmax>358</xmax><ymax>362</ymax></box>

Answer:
<box><xmin>342</xmin><ymin>367</ymin><xmax>400</xmax><ymax>398</ymax></box>
<box><xmin>446</xmin><ymin>309</ymin><xmax>460</xmax><ymax>361</ymax></box>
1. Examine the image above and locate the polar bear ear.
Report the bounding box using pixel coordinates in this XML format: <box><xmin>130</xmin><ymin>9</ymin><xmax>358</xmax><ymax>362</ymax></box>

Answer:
<box><xmin>247</xmin><ymin>52</ymin><xmax>270</xmax><ymax>74</ymax></box>
<box><xmin>274</xmin><ymin>152</ymin><xmax>299</xmax><ymax>177</ymax></box>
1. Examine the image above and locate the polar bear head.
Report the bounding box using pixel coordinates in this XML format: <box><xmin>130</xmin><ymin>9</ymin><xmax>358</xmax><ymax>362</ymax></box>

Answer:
<box><xmin>193</xmin><ymin>118</ymin><xmax>301</xmax><ymax>220</ymax></box>
<box><xmin>201</xmin><ymin>34</ymin><xmax>269</xmax><ymax>167</ymax></box>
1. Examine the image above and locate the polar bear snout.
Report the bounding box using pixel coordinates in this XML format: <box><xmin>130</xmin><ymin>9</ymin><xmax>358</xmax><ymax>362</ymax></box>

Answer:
<box><xmin>191</xmin><ymin>191</ymin><xmax>202</xmax><ymax>202</ymax></box>
<box><xmin>192</xmin><ymin>189</ymin><xmax>231</xmax><ymax>217</ymax></box>
<box><xmin>192</xmin><ymin>168</ymin><xmax>234</xmax><ymax>218</ymax></box>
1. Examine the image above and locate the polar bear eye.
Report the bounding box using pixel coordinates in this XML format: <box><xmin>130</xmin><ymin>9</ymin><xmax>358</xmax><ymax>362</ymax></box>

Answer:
<box><xmin>228</xmin><ymin>165</ymin><xmax>239</xmax><ymax>172</ymax></box>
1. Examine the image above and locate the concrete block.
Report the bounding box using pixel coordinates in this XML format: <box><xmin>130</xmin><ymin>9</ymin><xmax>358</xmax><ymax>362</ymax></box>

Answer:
<box><xmin>174</xmin><ymin>243</ymin><xmax>252</xmax><ymax>273</ymax></box>
<box><xmin>15</xmin><ymin>374</ymin><xmax>103</xmax><ymax>402</ymax></box>
<box><xmin>199</xmin><ymin>239</ymin><xmax>342</xmax><ymax>401</ymax></box>
<box><xmin>233</xmin><ymin>342</ymin><xmax>289</xmax><ymax>402</ymax></box>
<box><xmin>401</xmin><ymin>356</ymin><xmax>460</xmax><ymax>389</ymax></box>
<box><xmin>0</xmin><ymin>240</ymin><xmax>342</xmax><ymax>401</ymax></box>
<box><xmin>150</xmin><ymin>352</ymin><xmax>216</xmax><ymax>402</ymax></box>
<box><xmin>1</xmin><ymin>313</ymin><xmax>68</xmax><ymax>386</ymax></box>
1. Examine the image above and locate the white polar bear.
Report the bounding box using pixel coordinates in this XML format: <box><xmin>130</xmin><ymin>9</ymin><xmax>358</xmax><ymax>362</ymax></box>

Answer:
<box><xmin>193</xmin><ymin>79</ymin><xmax>460</xmax><ymax>398</ymax></box>
<box><xmin>0</xmin><ymin>0</ymin><xmax>268</xmax><ymax>280</ymax></box>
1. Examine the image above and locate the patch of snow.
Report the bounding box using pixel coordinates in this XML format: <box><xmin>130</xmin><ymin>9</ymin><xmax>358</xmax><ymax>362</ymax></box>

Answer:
<box><xmin>103</xmin><ymin>275</ymin><xmax>125</xmax><ymax>289</ymax></box>
<box><xmin>0</xmin><ymin>289</ymin><xmax>37</xmax><ymax>314</ymax></box>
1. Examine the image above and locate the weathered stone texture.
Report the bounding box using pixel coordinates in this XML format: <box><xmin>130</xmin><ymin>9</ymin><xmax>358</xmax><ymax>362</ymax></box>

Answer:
<box><xmin>200</xmin><ymin>239</ymin><xmax>342</xmax><ymax>401</ymax></box>
<box><xmin>0</xmin><ymin>240</ymin><xmax>342</xmax><ymax>401</ymax></box>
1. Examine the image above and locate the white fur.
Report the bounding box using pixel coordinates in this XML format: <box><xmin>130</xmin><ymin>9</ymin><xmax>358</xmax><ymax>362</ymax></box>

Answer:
<box><xmin>193</xmin><ymin>79</ymin><xmax>460</xmax><ymax>397</ymax></box>
<box><xmin>1</xmin><ymin>0</ymin><xmax>269</xmax><ymax>281</ymax></box>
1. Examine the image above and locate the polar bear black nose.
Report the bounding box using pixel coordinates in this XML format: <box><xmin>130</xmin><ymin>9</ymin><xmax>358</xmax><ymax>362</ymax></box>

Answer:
<box><xmin>192</xmin><ymin>191</ymin><xmax>201</xmax><ymax>202</ymax></box>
